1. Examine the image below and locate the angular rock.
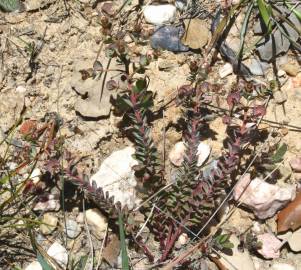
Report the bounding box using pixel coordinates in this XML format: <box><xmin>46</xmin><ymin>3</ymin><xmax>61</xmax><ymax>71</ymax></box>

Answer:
<box><xmin>281</xmin><ymin>63</ymin><xmax>299</xmax><ymax>77</ymax></box>
<box><xmin>143</xmin><ymin>5</ymin><xmax>176</xmax><ymax>26</ymax></box>
<box><xmin>25</xmin><ymin>0</ymin><xmax>42</xmax><ymax>11</ymax></box>
<box><xmin>234</xmin><ymin>175</ymin><xmax>296</xmax><ymax>219</ymax></box>
<box><xmin>47</xmin><ymin>242</ymin><xmax>68</xmax><ymax>268</ymax></box>
<box><xmin>196</xmin><ymin>142</ymin><xmax>211</xmax><ymax>166</ymax></box>
<box><xmin>256</xmin><ymin>7</ymin><xmax>301</xmax><ymax>62</ymax></box>
<box><xmin>151</xmin><ymin>26</ymin><xmax>189</xmax><ymax>52</ymax></box>
<box><xmin>169</xmin><ymin>142</ymin><xmax>186</xmax><ymax>167</ymax></box>
<box><xmin>85</xmin><ymin>208</ymin><xmax>108</xmax><ymax>237</ymax></box>
<box><xmin>243</xmin><ymin>58</ymin><xmax>269</xmax><ymax>76</ymax></box>
<box><xmin>71</xmin><ymin>57</ymin><xmax>123</xmax><ymax>119</ymax></box>
<box><xmin>40</xmin><ymin>213</ymin><xmax>58</xmax><ymax>235</ymax></box>
<box><xmin>29</xmin><ymin>168</ymin><xmax>41</xmax><ymax>184</ymax></box>
<box><xmin>90</xmin><ymin>147</ymin><xmax>140</xmax><ymax>209</ymax></box>
<box><xmin>73</xmin><ymin>76</ymin><xmax>112</xmax><ymax>118</ymax></box>
<box><xmin>257</xmin><ymin>233</ymin><xmax>282</xmax><ymax>259</ymax></box>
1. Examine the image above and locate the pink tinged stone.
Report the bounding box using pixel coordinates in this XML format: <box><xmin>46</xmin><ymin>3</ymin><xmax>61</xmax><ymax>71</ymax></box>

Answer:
<box><xmin>257</xmin><ymin>233</ymin><xmax>282</xmax><ymax>259</ymax></box>
<box><xmin>33</xmin><ymin>194</ymin><xmax>60</xmax><ymax>211</ymax></box>
<box><xmin>290</xmin><ymin>156</ymin><xmax>301</xmax><ymax>172</ymax></box>
<box><xmin>233</xmin><ymin>176</ymin><xmax>296</xmax><ymax>219</ymax></box>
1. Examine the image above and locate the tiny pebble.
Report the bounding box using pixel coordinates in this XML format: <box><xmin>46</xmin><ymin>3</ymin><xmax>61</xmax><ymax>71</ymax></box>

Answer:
<box><xmin>16</xmin><ymin>85</ymin><xmax>27</xmax><ymax>93</ymax></box>
<box><xmin>271</xmin><ymin>263</ymin><xmax>296</xmax><ymax>270</ymax></box>
<box><xmin>277</xmin><ymin>69</ymin><xmax>286</xmax><ymax>77</ymax></box>
<box><xmin>290</xmin><ymin>156</ymin><xmax>301</xmax><ymax>172</ymax></box>
<box><xmin>219</xmin><ymin>63</ymin><xmax>233</xmax><ymax>78</ymax></box>
<box><xmin>65</xmin><ymin>219</ymin><xmax>81</xmax><ymax>238</ymax></box>
<box><xmin>281</xmin><ymin>63</ymin><xmax>299</xmax><ymax>77</ymax></box>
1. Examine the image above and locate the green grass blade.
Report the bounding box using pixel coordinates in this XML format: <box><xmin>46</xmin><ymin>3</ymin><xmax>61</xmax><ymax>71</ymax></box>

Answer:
<box><xmin>273</xmin><ymin>20</ymin><xmax>301</xmax><ymax>51</ymax></box>
<box><xmin>37</xmin><ymin>252</ymin><xmax>54</xmax><ymax>270</ymax></box>
<box><xmin>118</xmin><ymin>212</ymin><xmax>129</xmax><ymax>270</ymax></box>
<box><xmin>257</xmin><ymin>0</ymin><xmax>273</xmax><ymax>33</ymax></box>
<box><xmin>284</xmin><ymin>0</ymin><xmax>301</xmax><ymax>21</ymax></box>
<box><xmin>74</xmin><ymin>255</ymin><xmax>88</xmax><ymax>270</ymax></box>
<box><xmin>237</xmin><ymin>1</ymin><xmax>254</xmax><ymax>59</ymax></box>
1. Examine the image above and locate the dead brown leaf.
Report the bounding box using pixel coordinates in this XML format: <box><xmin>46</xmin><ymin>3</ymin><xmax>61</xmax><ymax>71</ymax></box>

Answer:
<box><xmin>278</xmin><ymin>192</ymin><xmax>301</xmax><ymax>232</ymax></box>
<box><xmin>181</xmin><ymin>19</ymin><xmax>210</xmax><ymax>49</ymax></box>
<box><xmin>102</xmin><ymin>234</ymin><xmax>120</xmax><ymax>267</ymax></box>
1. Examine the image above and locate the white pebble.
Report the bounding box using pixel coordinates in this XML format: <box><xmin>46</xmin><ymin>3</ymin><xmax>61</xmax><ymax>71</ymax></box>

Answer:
<box><xmin>90</xmin><ymin>147</ymin><xmax>140</xmax><ymax>209</ymax></box>
<box><xmin>143</xmin><ymin>5</ymin><xmax>176</xmax><ymax>26</ymax></box>
<box><xmin>196</xmin><ymin>142</ymin><xmax>211</xmax><ymax>166</ymax></box>
<box><xmin>47</xmin><ymin>242</ymin><xmax>68</xmax><ymax>268</ymax></box>
<box><xmin>169</xmin><ymin>142</ymin><xmax>186</xmax><ymax>167</ymax></box>
<box><xmin>16</xmin><ymin>85</ymin><xmax>26</xmax><ymax>93</ymax></box>
<box><xmin>271</xmin><ymin>263</ymin><xmax>296</xmax><ymax>270</ymax></box>
<box><xmin>24</xmin><ymin>261</ymin><xmax>42</xmax><ymax>270</ymax></box>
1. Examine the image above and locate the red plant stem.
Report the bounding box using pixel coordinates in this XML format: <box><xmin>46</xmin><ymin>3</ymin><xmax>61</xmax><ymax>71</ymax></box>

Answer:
<box><xmin>134</xmin><ymin>237</ymin><xmax>155</xmax><ymax>263</ymax></box>
<box><xmin>160</xmin><ymin>224</ymin><xmax>183</xmax><ymax>262</ymax></box>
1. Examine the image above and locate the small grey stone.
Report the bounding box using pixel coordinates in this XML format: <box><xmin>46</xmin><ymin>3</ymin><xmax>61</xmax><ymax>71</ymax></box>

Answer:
<box><xmin>49</xmin><ymin>43</ymin><xmax>56</xmax><ymax>52</ymax></box>
<box><xmin>244</xmin><ymin>58</ymin><xmax>269</xmax><ymax>76</ymax></box>
<box><xmin>36</xmin><ymin>234</ymin><xmax>47</xmax><ymax>246</ymax></box>
<box><xmin>65</xmin><ymin>219</ymin><xmax>81</xmax><ymax>238</ymax></box>
<box><xmin>256</xmin><ymin>6</ymin><xmax>301</xmax><ymax>62</ymax></box>
<box><xmin>274</xmin><ymin>91</ymin><xmax>287</xmax><ymax>104</ymax></box>
<box><xmin>175</xmin><ymin>0</ymin><xmax>187</xmax><ymax>11</ymax></box>
<box><xmin>151</xmin><ymin>26</ymin><xmax>189</xmax><ymax>52</ymax></box>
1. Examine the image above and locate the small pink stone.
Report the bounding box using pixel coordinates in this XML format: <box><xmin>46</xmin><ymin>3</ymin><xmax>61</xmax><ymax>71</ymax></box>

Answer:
<box><xmin>290</xmin><ymin>156</ymin><xmax>301</xmax><ymax>172</ymax></box>
<box><xmin>257</xmin><ymin>233</ymin><xmax>282</xmax><ymax>259</ymax></box>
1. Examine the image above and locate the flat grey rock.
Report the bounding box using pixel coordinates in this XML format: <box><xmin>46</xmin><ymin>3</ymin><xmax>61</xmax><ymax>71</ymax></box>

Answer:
<box><xmin>151</xmin><ymin>26</ymin><xmax>189</xmax><ymax>52</ymax></box>
<box><xmin>243</xmin><ymin>58</ymin><xmax>270</xmax><ymax>76</ymax></box>
<box><xmin>71</xmin><ymin>57</ymin><xmax>122</xmax><ymax>119</ymax></box>
<box><xmin>256</xmin><ymin>6</ymin><xmax>301</xmax><ymax>62</ymax></box>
